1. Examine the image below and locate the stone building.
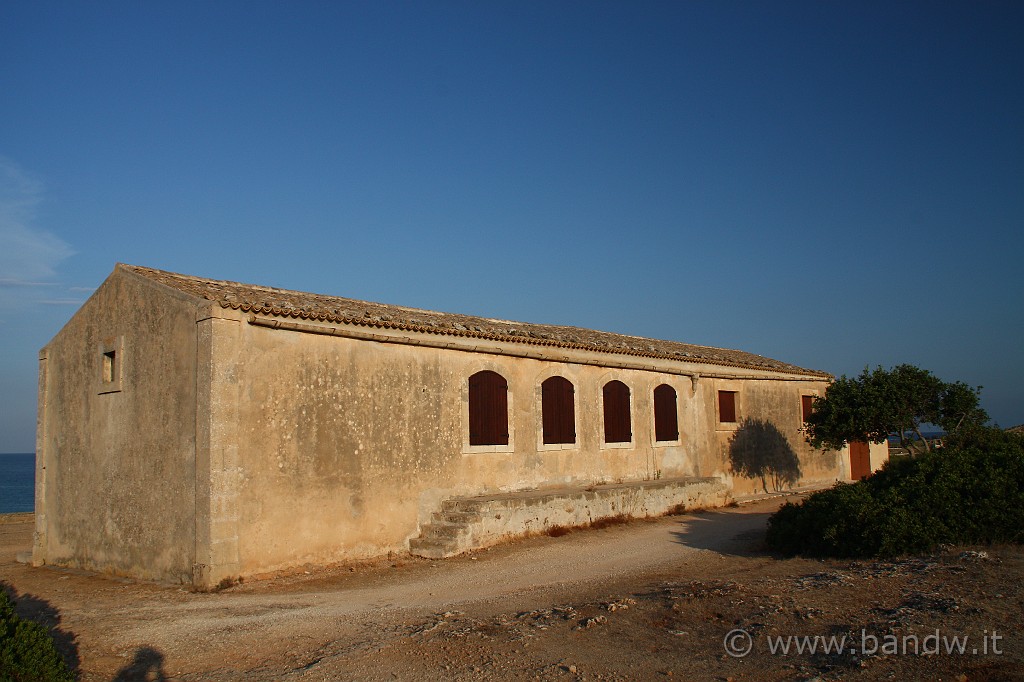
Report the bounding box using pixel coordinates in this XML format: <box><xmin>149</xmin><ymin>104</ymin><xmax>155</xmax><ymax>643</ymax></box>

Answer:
<box><xmin>33</xmin><ymin>264</ymin><xmax>885</xmax><ymax>587</ymax></box>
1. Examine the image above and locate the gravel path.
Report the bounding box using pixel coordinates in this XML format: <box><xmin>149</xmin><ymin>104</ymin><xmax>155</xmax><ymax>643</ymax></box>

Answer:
<box><xmin>6</xmin><ymin>498</ymin><xmax>1019</xmax><ymax>680</ymax></box>
<box><xmin>1</xmin><ymin>501</ymin><xmax>775</xmax><ymax>679</ymax></box>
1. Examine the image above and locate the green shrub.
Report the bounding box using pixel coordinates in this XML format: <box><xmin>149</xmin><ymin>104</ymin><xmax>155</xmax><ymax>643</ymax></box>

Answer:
<box><xmin>766</xmin><ymin>428</ymin><xmax>1024</xmax><ymax>558</ymax></box>
<box><xmin>0</xmin><ymin>587</ymin><xmax>74</xmax><ymax>682</ymax></box>
<box><xmin>767</xmin><ymin>481</ymin><xmax>883</xmax><ymax>557</ymax></box>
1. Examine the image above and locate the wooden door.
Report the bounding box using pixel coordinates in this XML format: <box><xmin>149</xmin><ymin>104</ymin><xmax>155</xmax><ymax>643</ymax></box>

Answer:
<box><xmin>850</xmin><ymin>440</ymin><xmax>871</xmax><ymax>480</ymax></box>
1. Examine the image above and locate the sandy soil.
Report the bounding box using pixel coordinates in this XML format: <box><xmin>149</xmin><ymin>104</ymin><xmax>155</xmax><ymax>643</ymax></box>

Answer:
<box><xmin>2</xmin><ymin>499</ymin><xmax>1021</xmax><ymax>681</ymax></box>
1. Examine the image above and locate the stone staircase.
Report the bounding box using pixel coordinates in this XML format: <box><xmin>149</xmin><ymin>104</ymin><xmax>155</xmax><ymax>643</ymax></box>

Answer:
<box><xmin>409</xmin><ymin>476</ymin><xmax>728</xmax><ymax>559</ymax></box>
<box><xmin>408</xmin><ymin>500</ymin><xmax>486</xmax><ymax>559</ymax></box>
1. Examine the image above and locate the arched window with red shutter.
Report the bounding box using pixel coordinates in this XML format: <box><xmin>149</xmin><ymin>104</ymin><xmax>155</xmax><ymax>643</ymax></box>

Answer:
<box><xmin>654</xmin><ymin>384</ymin><xmax>679</xmax><ymax>442</ymax></box>
<box><xmin>468</xmin><ymin>370</ymin><xmax>509</xmax><ymax>446</ymax></box>
<box><xmin>603</xmin><ymin>380</ymin><xmax>631</xmax><ymax>444</ymax></box>
<box><xmin>541</xmin><ymin>376</ymin><xmax>575</xmax><ymax>445</ymax></box>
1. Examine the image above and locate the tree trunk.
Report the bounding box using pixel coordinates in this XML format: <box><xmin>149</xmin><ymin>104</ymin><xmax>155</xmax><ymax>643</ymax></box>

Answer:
<box><xmin>914</xmin><ymin>426</ymin><xmax>932</xmax><ymax>453</ymax></box>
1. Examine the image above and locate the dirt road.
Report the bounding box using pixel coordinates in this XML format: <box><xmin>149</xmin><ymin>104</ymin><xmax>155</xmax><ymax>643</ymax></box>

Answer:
<box><xmin>2</xmin><ymin>500</ymin><xmax>1021</xmax><ymax>680</ymax></box>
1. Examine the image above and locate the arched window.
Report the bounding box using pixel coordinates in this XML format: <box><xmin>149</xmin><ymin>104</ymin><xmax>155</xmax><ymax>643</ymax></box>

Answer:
<box><xmin>541</xmin><ymin>376</ymin><xmax>575</xmax><ymax>445</ymax></box>
<box><xmin>654</xmin><ymin>384</ymin><xmax>679</xmax><ymax>442</ymax></box>
<box><xmin>603</xmin><ymin>380</ymin><xmax>631</xmax><ymax>443</ymax></box>
<box><xmin>469</xmin><ymin>371</ymin><xmax>509</xmax><ymax>446</ymax></box>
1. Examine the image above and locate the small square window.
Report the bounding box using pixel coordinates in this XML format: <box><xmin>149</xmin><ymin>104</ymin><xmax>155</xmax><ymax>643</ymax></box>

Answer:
<box><xmin>102</xmin><ymin>350</ymin><xmax>117</xmax><ymax>384</ymax></box>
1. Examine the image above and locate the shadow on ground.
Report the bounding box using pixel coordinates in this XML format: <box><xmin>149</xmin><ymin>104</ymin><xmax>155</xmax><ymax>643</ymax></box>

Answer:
<box><xmin>112</xmin><ymin>646</ymin><xmax>169</xmax><ymax>681</ymax></box>
<box><xmin>668</xmin><ymin>510</ymin><xmax>775</xmax><ymax>558</ymax></box>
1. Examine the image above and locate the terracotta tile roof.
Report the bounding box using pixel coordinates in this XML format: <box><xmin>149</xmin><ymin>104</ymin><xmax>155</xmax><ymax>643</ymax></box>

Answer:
<box><xmin>122</xmin><ymin>264</ymin><xmax>830</xmax><ymax>377</ymax></box>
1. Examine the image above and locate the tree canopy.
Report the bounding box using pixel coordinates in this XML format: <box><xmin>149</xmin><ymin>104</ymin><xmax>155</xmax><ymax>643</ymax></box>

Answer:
<box><xmin>804</xmin><ymin>364</ymin><xmax>988</xmax><ymax>453</ymax></box>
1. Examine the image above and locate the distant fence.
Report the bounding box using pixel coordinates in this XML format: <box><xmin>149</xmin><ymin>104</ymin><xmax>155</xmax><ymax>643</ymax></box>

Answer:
<box><xmin>887</xmin><ymin>438</ymin><xmax>944</xmax><ymax>458</ymax></box>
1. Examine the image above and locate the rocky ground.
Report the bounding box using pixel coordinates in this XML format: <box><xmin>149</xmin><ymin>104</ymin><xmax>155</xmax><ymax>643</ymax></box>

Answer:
<box><xmin>2</xmin><ymin>499</ymin><xmax>1022</xmax><ymax>681</ymax></box>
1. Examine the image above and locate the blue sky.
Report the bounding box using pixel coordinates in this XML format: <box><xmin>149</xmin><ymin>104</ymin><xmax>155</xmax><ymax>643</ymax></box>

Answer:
<box><xmin>1</xmin><ymin>1</ymin><xmax>1022</xmax><ymax>451</ymax></box>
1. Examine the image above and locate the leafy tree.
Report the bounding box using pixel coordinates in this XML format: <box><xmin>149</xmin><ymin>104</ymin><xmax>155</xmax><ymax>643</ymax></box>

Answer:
<box><xmin>804</xmin><ymin>364</ymin><xmax>987</xmax><ymax>453</ymax></box>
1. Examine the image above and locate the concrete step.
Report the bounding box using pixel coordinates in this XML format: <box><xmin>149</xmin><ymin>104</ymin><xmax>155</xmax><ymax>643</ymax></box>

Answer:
<box><xmin>441</xmin><ymin>498</ymin><xmax>488</xmax><ymax>514</ymax></box>
<box><xmin>410</xmin><ymin>519</ymin><xmax>474</xmax><ymax>557</ymax></box>
<box><xmin>438</xmin><ymin>510</ymin><xmax>482</xmax><ymax>525</ymax></box>
<box><xmin>420</xmin><ymin>522</ymin><xmax>471</xmax><ymax>541</ymax></box>
<box><xmin>408</xmin><ymin>536</ymin><xmax>459</xmax><ymax>559</ymax></box>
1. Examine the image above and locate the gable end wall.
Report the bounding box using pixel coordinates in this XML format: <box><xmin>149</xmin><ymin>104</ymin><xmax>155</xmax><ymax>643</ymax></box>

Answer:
<box><xmin>33</xmin><ymin>270</ymin><xmax>202</xmax><ymax>583</ymax></box>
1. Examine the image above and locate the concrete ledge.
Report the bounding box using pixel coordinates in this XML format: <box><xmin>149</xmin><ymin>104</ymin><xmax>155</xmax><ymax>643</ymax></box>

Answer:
<box><xmin>412</xmin><ymin>477</ymin><xmax>730</xmax><ymax>558</ymax></box>
<box><xmin>470</xmin><ymin>477</ymin><xmax>730</xmax><ymax>544</ymax></box>
<box><xmin>731</xmin><ymin>480</ymin><xmax>840</xmax><ymax>505</ymax></box>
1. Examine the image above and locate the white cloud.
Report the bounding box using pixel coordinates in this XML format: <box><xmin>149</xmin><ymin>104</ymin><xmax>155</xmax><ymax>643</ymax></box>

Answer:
<box><xmin>0</xmin><ymin>157</ymin><xmax>74</xmax><ymax>296</ymax></box>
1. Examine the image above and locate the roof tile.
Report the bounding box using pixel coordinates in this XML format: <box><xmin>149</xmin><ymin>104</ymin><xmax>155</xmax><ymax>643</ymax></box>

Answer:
<box><xmin>122</xmin><ymin>264</ymin><xmax>829</xmax><ymax>377</ymax></box>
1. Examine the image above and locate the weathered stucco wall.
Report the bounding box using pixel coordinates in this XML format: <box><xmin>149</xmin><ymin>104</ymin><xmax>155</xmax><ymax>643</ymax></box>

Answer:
<box><xmin>708</xmin><ymin>378</ymin><xmax>843</xmax><ymax>496</ymax></box>
<box><xmin>868</xmin><ymin>441</ymin><xmax>889</xmax><ymax>474</ymax></box>
<box><xmin>34</xmin><ymin>271</ymin><xmax>200</xmax><ymax>583</ymax></box>
<box><xmin>205</xmin><ymin>311</ymin><xmax>843</xmax><ymax>578</ymax></box>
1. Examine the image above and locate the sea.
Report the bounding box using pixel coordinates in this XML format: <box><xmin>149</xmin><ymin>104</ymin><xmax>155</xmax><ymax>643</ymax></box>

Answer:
<box><xmin>0</xmin><ymin>453</ymin><xmax>35</xmax><ymax>513</ymax></box>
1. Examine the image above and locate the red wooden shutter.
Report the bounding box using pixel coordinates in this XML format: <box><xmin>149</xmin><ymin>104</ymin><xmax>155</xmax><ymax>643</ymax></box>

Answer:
<box><xmin>603</xmin><ymin>381</ymin><xmax>631</xmax><ymax>443</ymax></box>
<box><xmin>469</xmin><ymin>371</ymin><xmax>508</xmax><ymax>446</ymax></box>
<box><xmin>654</xmin><ymin>384</ymin><xmax>679</xmax><ymax>441</ymax></box>
<box><xmin>718</xmin><ymin>390</ymin><xmax>737</xmax><ymax>423</ymax></box>
<box><xmin>801</xmin><ymin>395</ymin><xmax>814</xmax><ymax>422</ymax></box>
<box><xmin>542</xmin><ymin>376</ymin><xmax>575</xmax><ymax>444</ymax></box>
